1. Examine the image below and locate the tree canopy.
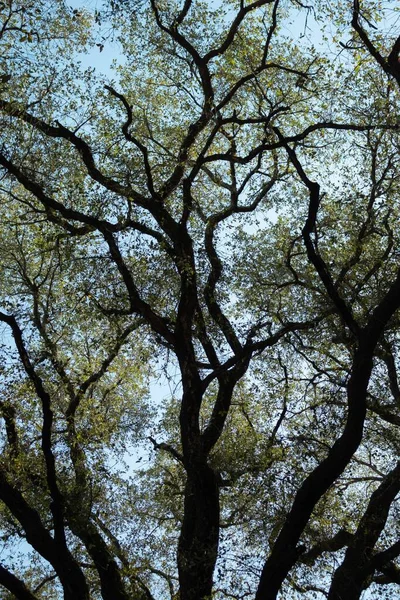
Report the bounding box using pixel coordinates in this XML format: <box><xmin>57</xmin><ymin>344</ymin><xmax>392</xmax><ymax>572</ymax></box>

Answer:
<box><xmin>0</xmin><ymin>0</ymin><xmax>400</xmax><ymax>598</ymax></box>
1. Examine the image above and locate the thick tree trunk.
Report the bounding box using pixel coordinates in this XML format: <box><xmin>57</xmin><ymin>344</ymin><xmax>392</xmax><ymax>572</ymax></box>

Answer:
<box><xmin>328</xmin><ymin>461</ymin><xmax>400</xmax><ymax>600</ymax></box>
<box><xmin>178</xmin><ymin>463</ymin><xmax>220</xmax><ymax>600</ymax></box>
<box><xmin>328</xmin><ymin>570</ymin><xmax>365</xmax><ymax>600</ymax></box>
<box><xmin>255</xmin><ymin>346</ymin><xmax>373</xmax><ymax>600</ymax></box>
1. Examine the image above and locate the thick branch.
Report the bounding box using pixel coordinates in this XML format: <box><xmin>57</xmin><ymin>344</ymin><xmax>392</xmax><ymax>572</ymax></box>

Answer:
<box><xmin>149</xmin><ymin>436</ymin><xmax>184</xmax><ymax>463</ymax></box>
<box><xmin>201</xmin><ymin>358</ymin><xmax>250</xmax><ymax>454</ymax></box>
<box><xmin>202</xmin><ymin>121</ymin><xmax>399</xmax><ymax>165</ymax></box>
<box><xmin>203</xmin><ymin>0</ymin><xmax>275</xmax><ymax>62</ymax></box>
<box><xmin>103</xmin><ymin>231</ymin><xmax>175</xmax><ymax>345</ymax></box>
<box><xmin>255</xmin><ymin>213</ymin><xmax>400</xmax><ymax>600</ymax></box>
<box><xmin>328</xmin><ymin>462</ymin><xmax>400</xmax><ymax>599</ymax></box>
<box><xmin>0</xmin><ymin>470</ymin><xmax>89</xmax><ymax>600</ymax></box>
<box><xmin>352</xmin><ymin>1</ymin><xmax>400</xmax><ymax>86</ymax></box>
<box><xmin>0</xmin><ymin>564</ymin><xmax>40</xmax><ymax>600</ymax></box>
<box><xmin>68</xmin><ymin>518</ymin><xmax>131</xmax><ymax>600</ymax></box>
<box><xmin>0</xmin><ymin>312</ymin><xmax>66</xmax><ymax>546</ymax></box>
<box><xmin>105</xmin><ymin>85</ymin><xmax>156</xmax><ymax>197</ymax></box>
<box><xmin>274</xmin><ymin>128</ymin><xmax>359</xmax><ymax>336</ymax></box>
<box><xmin>300</xmin><ymin>530</ymin><xmax>353</xmax><ymax>566</ymax></box>
<box><xmin>67</xmin><ymin>321</ymin><xmax>141</xmax><ymax>417</ymax></box>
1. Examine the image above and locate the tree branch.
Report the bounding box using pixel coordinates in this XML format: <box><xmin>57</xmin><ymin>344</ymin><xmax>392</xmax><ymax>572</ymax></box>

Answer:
<box><xmin>0</xmin><ymin>564</ymin><xmax>40</xmax><ymax>600</ymax></box>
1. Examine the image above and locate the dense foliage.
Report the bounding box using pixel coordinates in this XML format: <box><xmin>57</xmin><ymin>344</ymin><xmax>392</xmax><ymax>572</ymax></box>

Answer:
<box><xmin>0</xmin><ymin>1</ymin><xmax>400</xmax><ymax>598</ymax></box>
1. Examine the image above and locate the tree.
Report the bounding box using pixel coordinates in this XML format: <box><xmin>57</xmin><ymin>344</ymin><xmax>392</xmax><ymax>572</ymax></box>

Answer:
<box><xmin>0</xmin><ymin>0</ymin><xmax>400</xmax><ymax>598</ymax></box>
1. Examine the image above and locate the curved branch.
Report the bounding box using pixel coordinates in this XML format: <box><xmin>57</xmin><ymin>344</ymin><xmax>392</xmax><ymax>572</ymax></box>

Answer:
<box><xmin>273</xmin><ymin>127</ymin><xmax>359</xmax><ymax>337</ymax></box>
<box><xmin>0</xmin><ymin>470</ymin><xmax>89</xmax><ymax>600</ymax></box>
<box><xmin>328</xmin><ymin>462</ymin><xmax>400</xmax><ymax>599</ymax></box>
<box><xmin>352</xmin><ymin>1</ymin><xmax>400</xmax><ymax>86</ymax></box>
<box><xmin>105</xmin><ymin>85</ymin><xmax>157</xmax><ymax>197</ymax></box>
<box><xmin>0</xmin><ymin>311</ymin><xmax>66</xmax><ymax>546</ymax></box>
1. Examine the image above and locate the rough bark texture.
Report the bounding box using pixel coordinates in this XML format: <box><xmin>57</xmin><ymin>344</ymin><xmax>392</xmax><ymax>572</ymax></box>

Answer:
<box><xmin>328</xmin><ymin>462</ymin><xmax>400</xmax><ymax>600</ymax></box>
<box><xmin>178</xmin><ymin>465</ymin><xmax>220</xmax><ymax>600</ymax></box>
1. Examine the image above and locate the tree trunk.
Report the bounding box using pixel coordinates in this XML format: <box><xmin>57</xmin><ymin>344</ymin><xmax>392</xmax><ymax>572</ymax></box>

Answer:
<box><xmin>178</xmin><ymin>463</ymin><xmax>220</xmax><ymax>600</ymax></box>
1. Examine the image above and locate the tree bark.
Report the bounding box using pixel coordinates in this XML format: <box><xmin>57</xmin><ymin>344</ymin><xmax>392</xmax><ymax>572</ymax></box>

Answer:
<box><xmin>178</xmin><ymin>462</ymin><xmax>220</xmax><ymax>600</ymax></box>
<box><xmin>328</xmin><ymin>462</ymin><xmax>400</xmax><ymax>600</ymax></box>
<box><xmin>0</xmin><ymin>565</ymin><xmax>39</xmax><ymax>600</ymax></box>
<box><xmin>255</xmin><ymin>344</ymin><xmax>373</xmax><ymax>599</ymax></box>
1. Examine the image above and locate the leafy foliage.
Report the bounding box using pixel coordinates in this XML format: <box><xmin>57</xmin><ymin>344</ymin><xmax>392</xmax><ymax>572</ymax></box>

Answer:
<box><xmin>0</xmin><ymin>1</ymin><xmax>400</xmax><ymax>599</ymax></box>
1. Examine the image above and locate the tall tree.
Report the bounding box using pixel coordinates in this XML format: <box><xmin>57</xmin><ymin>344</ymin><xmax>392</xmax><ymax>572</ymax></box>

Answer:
<box><xmin>0</xmin><ymin>1</ymin><xmax>400</xmax><ymax>599</ymax></box>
